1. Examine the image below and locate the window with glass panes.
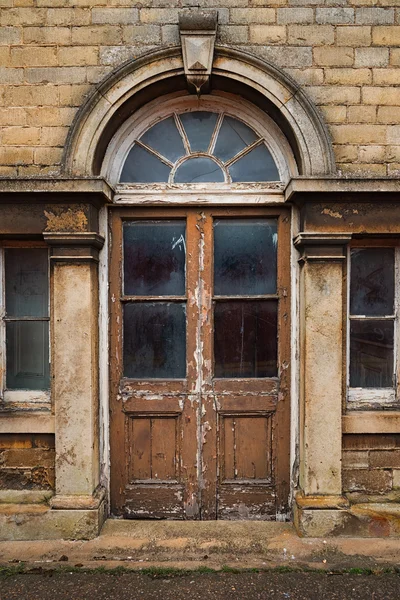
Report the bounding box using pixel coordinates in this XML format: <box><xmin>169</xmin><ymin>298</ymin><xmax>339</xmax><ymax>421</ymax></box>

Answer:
<box><xmin>348</xmin><ymin>245</ymin><xmax>397</xmax><ymax>407</ymax></box>
<box><xmin>0</xmin><ymin>246</ymin><xmax>50</xmax><ymax>402</ymax></box>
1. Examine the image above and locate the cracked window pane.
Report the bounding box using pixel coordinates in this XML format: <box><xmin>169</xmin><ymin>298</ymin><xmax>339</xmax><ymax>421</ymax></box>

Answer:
<box><xmin>174</xmin><ymin>157</ymin><xmax>225</xmax><ymax>183</ymax></box>
<box><xmin>140</xmin><ymin>116</ymin><xmax>186</xmax><ymax>163</ymax></box>
<box><xmin>214</xmin><ymin>116</ymin><xmax>258</xmax><ymax>163</ymax></box>
<box><xmin>229</xmin><ymin>144</ymin><xmax>280</xmax><ymax>182</ymax></box>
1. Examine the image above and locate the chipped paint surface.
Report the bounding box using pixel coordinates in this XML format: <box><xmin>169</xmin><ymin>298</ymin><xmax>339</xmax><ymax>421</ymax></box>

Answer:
<box><xmin>44</xmin><ymin>205</ymin><xmax>88</xmax><ymax>232</ymax></box>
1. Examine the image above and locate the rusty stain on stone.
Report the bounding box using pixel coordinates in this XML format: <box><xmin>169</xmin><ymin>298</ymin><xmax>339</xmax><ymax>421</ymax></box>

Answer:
<box><xmin>44</xmin><ymin>205</ymin><xmax>88</xmax><ymax>232</ymax></box>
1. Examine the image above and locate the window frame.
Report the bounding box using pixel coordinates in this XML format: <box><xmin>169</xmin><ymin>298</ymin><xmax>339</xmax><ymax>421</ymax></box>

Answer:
<box><xmin>102</xmin><ymin>94</ymin><xmax>298</xmax><ymax>189</ymax></box>
<box><xmin>347</xmin><ymin>239</ymin><xmax>400</xmax><ymax>410</ymax></box>
<box><xmin>0</xmin><ymin>241</ymin><xmax>51</xmax><ymax>410</ymax></box>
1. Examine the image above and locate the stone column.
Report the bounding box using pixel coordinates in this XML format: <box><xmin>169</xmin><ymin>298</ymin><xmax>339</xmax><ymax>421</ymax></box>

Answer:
<box><xmin>44</xmin><ymin>232</ymin><xmax>106</xmax><ymax>539</ymax></box>
<box><xmin>294</xmin><ymin>233</ymin><xmax>351</xmax><ymax>537</ymax></box>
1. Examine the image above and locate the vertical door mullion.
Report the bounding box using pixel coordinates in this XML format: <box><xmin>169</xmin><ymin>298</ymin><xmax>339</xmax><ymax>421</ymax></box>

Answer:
<box><xmin>199</xmin><ymin>210</ymin><xmax>217</xmax><ymax>519</ymax></box>
<box><xmin>109</xmin><ymin>211</ymin><xmax>125</xmax><ymax>514</ymax></box>
<box><xmin>275</xmin><ymin>209</ymin><xmax>291</xmax><ymax>517</ymax></box>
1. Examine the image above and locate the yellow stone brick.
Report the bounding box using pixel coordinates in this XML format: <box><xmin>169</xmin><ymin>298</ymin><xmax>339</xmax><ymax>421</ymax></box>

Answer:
<box><xmin>333</xmin><ymin>144</ymin><xmax>358</xmax><ymax>162</ymax></box>
<box><xmin>34</xmin><ymin>146</ymin><xmax>63</xmax><ymax>165</ymax></box>
<box><xmin>363</xmin><ymin>87</ymin><xmax>400</xmax><ymax>106</ymax></box>
<box><xmin>11</xmin><ymin>46</ymin><xmax>57</xmax><ymax>67</ymax></box>
<box><xmin>324</xmin><ymin>68</ymin><xmax>371</xmax><ymax>85</ymax></box>
<box><xmin>0</xmin><ymin>47</ymin><xmax>10</xmax><ymax>66</ymax></box>
<box><xmin>388</xmin><ymin>163</ymin><xmax>400</xmax><ymax>176</ymax></box>
<box><xmin>140</xmin><ymin>8</ymin><xmax>179</xmax><ymax>24</ymax></box>
<box><xmin>391</xmin><ymin>49</ymin><xmax>400</xmax><ymax>66</ymax></box>
<box><xmin>0</xmin><ymin>107</ymin><xmax>26</xmax><ymax>126</ymax></box>
<box><xmin>23</xmin><ymin>27</ymin><xmax>71</xmax><ymax>45</ymax></box>
<box><xmin>1</xmin><ymin>126</ymin><xmax>40</xmax><ymax>145</ymax></box>
<box><xmin>40</xmin><ymin>126</ymin><xmax>68</xmax><ymax>146</ymax></box>
<box><xmin>249</xmin><ymin>25</ymin><xmax>286</xmax><ymax>44</ymax></box>
<box><xmin>46</xmin><ymin>8</ymin><xmax>90</xmax><ymax>26</ymax></box>
<box><xmin>307</xmin><ymin>86</ymin><xmax>361</xmax><ymax>105</ymax></box>
<box><xmin>373</xmin><ymin>68</ymin><xmax>400</xmax><ymax>85</ymax></box>
<box><xmin>5</xmin><ymin>85</ymin><xmax>58</xmax><ymax>107</ymax></box>
<box><xmin>330</xmin><ymin>124</ymin><xmax>387</xmax><ymax>144</ymax></box>
<box><xmin>285</xmin><ymin>68</ymin><xmax>324</xmax><ymax>85</ymax></box>
<box><xmin>58</xmin><ymin>84</ymin><xmax>91</xmax><ymax>107</ymax></box>
<box><xmin>386</xmin><ymin>126</ymin><xmax>400</xmax><ymax>144</ymax></box>
<box><xmin>339</xmin><ymin>163</ymin><xmax>387</xmax><ymax>176</ymax></box>
<box><xmin>377</xmin><ymin>106</ymin><xmax>400</xmax><ymax>124</ymax></box>
<box><xmin>386</xmin><ymin>146</ymin><xmax>400</xmax><ymax>162</ymax></box>
<box><xmin>71</xmin><ymin>25</ymin><xmax>122</xmax><ymax>45</ymax></box>
<box><xmin>319</xmin><ymin>105</ymin><xmax>347</xmax><ymax>123</ymax></box>
<box><xmin>58</xmin><ymin>46</ymin><xmax>99</xmax><ymax>67</ymax></box>
<box><xmin>26</xmin><ymin>106</ymin><xmax>75</xmax><ymax>127</ymax></box>
<box><xmin>359</xmin><ymin>145</ymin><xmax>386</xmax><ymax>162</ymax></box>
<box><xmin>1</xmin><ymin>8</ymin><xmax>45</xmax><ymax>26</ymax></box>
<box><xmin>0</xmin><ymin>166</ymin><xmax>17</xmax><ymax>176</ymax></box>
<box><xmin>288</xmin><ymin>25</ymin><xmax>335</xmax><ymax>46</ymax></box>
<box><xmin>231</xmin><ymin>8</ymin><xmax>275</xmax><ymax>23</ymax></box>
<box><xmin>372</xmin><ymin>26</ymin><xmax>400</xmax><ymax>46</ymax></box>
<box><xmin>336</xmin><ymin>25</ymin><xmax>371</xmax><ymax>46</ymax></box>
<box><xmin>0</xmin><ymin>146</ymin><xmax>34</xmax><ymax>165</ymax></box>
<box><xmin>313</xmin><ymin>47</ymin><xmax>354</xmax><ymax>66</ymax></box>
<box><xmin>348</xmin><ymin>105</ymin><xmax>377</xmax><ymax>123</ymax></box>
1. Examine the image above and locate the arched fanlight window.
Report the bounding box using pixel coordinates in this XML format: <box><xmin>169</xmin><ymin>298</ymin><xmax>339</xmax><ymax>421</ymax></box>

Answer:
<box><xmin>119</xmin><ymin>111</ymin><xmax>280</xmax><ymax>184</ymax></box>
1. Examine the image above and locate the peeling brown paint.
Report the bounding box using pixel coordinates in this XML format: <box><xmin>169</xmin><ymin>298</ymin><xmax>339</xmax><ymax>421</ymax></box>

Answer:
<box><xmin>44</xmin><ymin>205</ymin><xmax>88</xmax><ymax>232</ymax></box>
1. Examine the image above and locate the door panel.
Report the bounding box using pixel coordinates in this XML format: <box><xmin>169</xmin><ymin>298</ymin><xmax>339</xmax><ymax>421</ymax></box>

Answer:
<box><xmin>110</xmin><ymin>207</ymin><xmax>290</xmax><ymax>520</ymax></box>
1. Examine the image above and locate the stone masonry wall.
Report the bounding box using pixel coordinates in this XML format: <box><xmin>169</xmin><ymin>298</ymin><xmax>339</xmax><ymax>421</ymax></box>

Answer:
<box><xmin>0</xmin><ymin>434</ymin><xmax>55</xmax><ymax>491</ymax></box>
<box><xmin>0</xmin><ymin>1</ymin><xmax>399</xmax><ymax>178</ymax></box>
<box><xmin>343</xmin><ymin>434</ymin><xmax>400</xmax><ymax>501</ymax></box>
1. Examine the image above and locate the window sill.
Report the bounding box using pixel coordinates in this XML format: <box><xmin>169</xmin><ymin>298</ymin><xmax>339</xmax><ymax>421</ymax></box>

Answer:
<box><xmin>0</xmin><ymin>411</ymin><xmax>54</xmax><ymax>434</ymax></box>
<box><xmin>343</xmin><ymin>411</ymin><xmax>400</xmax><ymax>434</ymax></box>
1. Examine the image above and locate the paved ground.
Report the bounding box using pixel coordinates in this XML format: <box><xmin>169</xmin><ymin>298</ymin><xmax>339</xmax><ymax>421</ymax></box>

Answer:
<box><xmin>1</xmin><ymin>571</ymin><xmax>400</xmax><ymax>600</ymax></box>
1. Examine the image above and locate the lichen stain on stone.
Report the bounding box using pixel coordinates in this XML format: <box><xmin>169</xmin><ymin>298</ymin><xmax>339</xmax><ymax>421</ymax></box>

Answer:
<box><xmin>321</xmin><ymin>208</ymin><xmax>342</xmax><ymax>219</ymax></box>
<box><xmin>44</xmin><ymin>205</ymin><xmax>88</xmax><ymax>232</ymax></box>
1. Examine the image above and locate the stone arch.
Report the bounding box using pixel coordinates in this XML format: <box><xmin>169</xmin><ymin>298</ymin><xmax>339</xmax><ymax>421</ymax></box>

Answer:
<box><xmin>62</xmin><ymin>45</ymin><xmax>336</xmax><ymax>178</ymax></box>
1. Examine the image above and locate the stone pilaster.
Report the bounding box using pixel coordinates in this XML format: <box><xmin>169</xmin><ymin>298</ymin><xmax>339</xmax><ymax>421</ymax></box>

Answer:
<box><xmin>43</xmin><ymin>232</ymin><xmax>106</xmax><ymax>538</ymax></box>
<box><xmin>294</xmin><ymin>232</ymin><xmax>351</xmax><ymax>537</ymax></box>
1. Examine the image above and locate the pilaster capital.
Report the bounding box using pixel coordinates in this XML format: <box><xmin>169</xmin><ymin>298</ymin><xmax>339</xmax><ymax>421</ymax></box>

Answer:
<box><xmin>294</xmin><ymin>232</ymin><xmax>352</xmax><ymax>263</ymax></box>
<box><xmin>43</xmin><ymin>232</ymin><xmax>105</xmax><ymax>263</ymax></box>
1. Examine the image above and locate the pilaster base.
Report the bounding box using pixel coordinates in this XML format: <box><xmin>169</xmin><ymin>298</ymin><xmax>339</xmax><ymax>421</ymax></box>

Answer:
<box><xmin>0</xmin><ymin>489</ymin><xmax>107</xmax><ymax>541</ymax></box>
<box><xmin>294</xmin><ymin>492</ymin><xmax>400</xmax><ymax>537</ymax></box>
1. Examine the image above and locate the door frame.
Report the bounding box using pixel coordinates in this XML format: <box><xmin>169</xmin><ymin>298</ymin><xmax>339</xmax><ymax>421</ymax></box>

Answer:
<box><xmin>109</xmin><ymin>204</ymin><xmax>291</xmax><ymax>519</ymax></box>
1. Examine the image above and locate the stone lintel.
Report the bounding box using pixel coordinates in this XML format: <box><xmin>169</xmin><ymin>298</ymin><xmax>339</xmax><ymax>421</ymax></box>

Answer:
<box><xmin>50</xmin><ymin>487</ymin><xmax>106</xmax><ymax>511</ymax></box>
<box><xmin>44</xmin><ymin>232</ymin><xmax>105</xmax><ymax>262</ymax></box>
<box><xmin>295</xmin><ymin>492</ymin><xmax>350</xmax><ymax>511</ymax></box>
<box><xmin>294</xmin><ymin>232</ymin><xmax>352</xmax><ymax>262</ymax></box>
<box><xmin>0</xmin><ymin>177</ymin><xmax>113</xmax><ymax>204</ymax></box>
<box><xmin>285</xmin><ymin>177</ymin><xmax>400</xmax><ymax>203</ymax></box>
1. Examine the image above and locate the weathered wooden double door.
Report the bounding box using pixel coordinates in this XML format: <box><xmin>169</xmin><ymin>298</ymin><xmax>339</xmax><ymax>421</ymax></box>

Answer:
<box><xmin>110</xmin><ymin>207</ymin><xmax>290</xmax><ymax>520</ymax></box>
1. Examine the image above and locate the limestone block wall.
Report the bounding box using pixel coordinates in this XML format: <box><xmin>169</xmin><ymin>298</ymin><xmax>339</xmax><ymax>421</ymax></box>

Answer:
<box><xmin>0</xmin><ymin>434</ymin><xmax>55</xmax><ymax>491</ymax></box>
<box><xmin>0</xmin><ymin>0</ymin><xmax>399</xmax><ymax>177</ymax></box>
<box><xmin>343</xmin><ymin>434</ymin><xmax>400</xmax><ymax>500</ymax></box>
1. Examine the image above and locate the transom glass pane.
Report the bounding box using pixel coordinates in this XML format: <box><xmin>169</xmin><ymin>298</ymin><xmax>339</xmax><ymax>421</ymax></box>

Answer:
<box><xmin>229</xmin><ymin>144</ymin><xmax>280</xmax><ymax>182</ymax></box>
<box><xmin>140</xmin><ymin>116</ymin><xmax>186</xmax><ymax>163</ymax></box>
<box><xmin>124</xmin><ymin>221</ymin><xmax>186</xmax><ymax>296</ymax></box>
<box><xmin>180</xmin><ymin>111</ymin><xmax>218</xmax><ymax>152</ymax></box>
<box><xmin>124</xmin><ymin>303</ymin><xmax>186</xmax><ymax>378</ymax></box>
<box><xmin>214</xmin><ymin>218</ymin><xmax>277</xmax><ymax>295</ymax></box>
<box><xmin>214</xmin><ymin>116</ymin><xmax>258</xmax><ymax>163</ymax></box>
<box><xmin>120</xmin><ymin>145</ymin><xmax>170</xmax><ymax>183</ymax></box>
<box><xmin>350</xmin><ymin>248</ymin><xmax>394</xmax><ymax>316</ymax></box>
<box><xmin>174</xmin><ymin>157</ymin><xmax>225</xmax><ymax>183</ymax></box>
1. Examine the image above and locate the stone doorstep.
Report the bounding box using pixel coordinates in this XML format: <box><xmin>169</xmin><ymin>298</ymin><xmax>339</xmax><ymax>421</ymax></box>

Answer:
<box><xmin>2</xmin><ymin>515</ymin><xmax>400</xmax><ymax>572</ymax></box>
